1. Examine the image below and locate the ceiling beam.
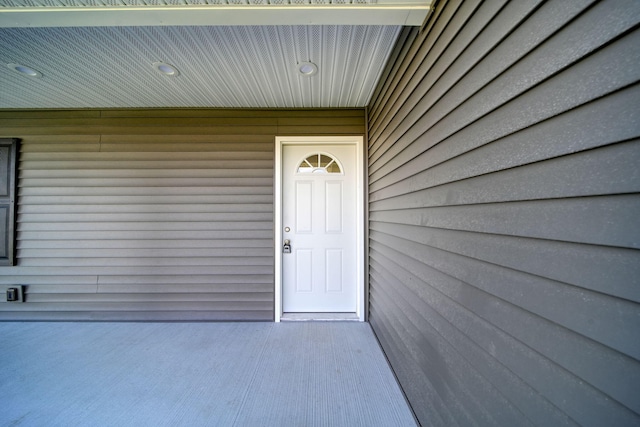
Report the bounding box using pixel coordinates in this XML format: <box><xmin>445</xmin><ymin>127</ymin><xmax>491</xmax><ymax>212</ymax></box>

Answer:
<box><xmin>0</xmin><ymin>5</ymin><xmax>433</xmax><ymax>28</ymax></box>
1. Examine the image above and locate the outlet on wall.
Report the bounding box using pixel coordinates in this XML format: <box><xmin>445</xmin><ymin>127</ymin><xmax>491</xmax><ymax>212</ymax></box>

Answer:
<box><xmin>2</xmin><ymin>285</ymin><xmax>24</xmax><ymax>303</ymax></box>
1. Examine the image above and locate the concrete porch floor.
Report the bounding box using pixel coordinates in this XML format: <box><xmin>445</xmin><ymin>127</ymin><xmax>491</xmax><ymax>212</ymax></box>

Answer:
<box><xmin>0</xmin><ymin>322</ymin><xmax>416</xmax><ymax>427</ymax></box>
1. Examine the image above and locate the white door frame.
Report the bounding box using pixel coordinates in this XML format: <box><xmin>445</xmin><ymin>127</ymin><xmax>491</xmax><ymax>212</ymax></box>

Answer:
<box><xmin>275</xmin><ymin>136</ymin><xmax>365</xmax><ymax>322</ymax></box>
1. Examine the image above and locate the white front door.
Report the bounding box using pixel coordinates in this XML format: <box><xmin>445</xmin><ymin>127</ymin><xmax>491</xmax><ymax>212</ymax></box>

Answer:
<box><xmin>281</xmin><ymin>143</ymin><xmax>357</xmax><ymax>313</ymax></box>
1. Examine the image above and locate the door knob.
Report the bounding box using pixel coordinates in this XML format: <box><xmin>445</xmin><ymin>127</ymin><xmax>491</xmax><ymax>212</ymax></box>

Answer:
<box><xmin>283</xmin><ymin>239</ymin><xmax>291</xmax><ymax>254</ymax></box>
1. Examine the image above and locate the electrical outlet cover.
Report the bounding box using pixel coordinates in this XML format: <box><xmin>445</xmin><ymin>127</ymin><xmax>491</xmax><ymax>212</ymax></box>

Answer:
<box><xmin>2</xmin><ymin>285</ymin><xmax>24</xmax><ymax>303</ymax></box>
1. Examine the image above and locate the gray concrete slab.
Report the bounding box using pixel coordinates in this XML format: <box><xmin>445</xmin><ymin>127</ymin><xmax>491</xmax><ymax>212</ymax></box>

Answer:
<box><xmin>0</xmin><ymin>322</ymin><xmax>416</xmax><ymax>427</ymax></box>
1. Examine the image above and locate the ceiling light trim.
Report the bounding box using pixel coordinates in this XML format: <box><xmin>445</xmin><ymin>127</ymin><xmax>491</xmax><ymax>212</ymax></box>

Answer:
<box><xmin>0</xmin><ymin>4</ymin><xmax>433</xmax><ymax>28</ymax></box>
<box><xmin>297</xmin><ymin>61</ymin><xmax>318</xmax><ymax>77</ymax></box>
<box><xmin>153</xmin><ymin>61</ymin><xmax>180</xmax><ymax>77</ymax></box>
<box><xmin>7</xmin><ymin>63</ymin><xmax>42</xmax><ymax>77</ymax></box>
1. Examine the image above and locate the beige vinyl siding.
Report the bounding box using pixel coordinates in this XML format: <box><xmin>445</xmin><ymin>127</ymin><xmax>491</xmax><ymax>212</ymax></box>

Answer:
<box><xmin>0</xmin><ymin>108</ymin><xmax>365</xmax><ymax>321</ymax></box>
<box><xmin>367</xmin><ymin>1</ymin><xmax>640</xmax><ymax>426</ymax></box>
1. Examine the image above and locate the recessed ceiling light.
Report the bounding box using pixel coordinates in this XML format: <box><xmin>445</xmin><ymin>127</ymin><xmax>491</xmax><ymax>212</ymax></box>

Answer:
<box><xmin>7</xmin><ymin>63</ymin><xmax>42</xmax><ymax>78</ymax></box>
<box><xmin>153</xmin><ymin>61</ymin><xmax>180</xmax><ymax>77</ymax></box>
<box><xmin>297</xmin><ymin>62</ymin><xmax>318</xmax><ymax>77</ymax></box>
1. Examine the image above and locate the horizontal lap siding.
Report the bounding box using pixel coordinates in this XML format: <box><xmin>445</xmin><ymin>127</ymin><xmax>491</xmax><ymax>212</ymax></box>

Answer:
<box><xmin>367</xmin><ymin>1</ymin><xmax>640</xmax><ymax>426</ymax></box>
<box><xmin>0</xmin><ymin>109</ymin><xmax>364</xmax><ymax>321</ymax></box>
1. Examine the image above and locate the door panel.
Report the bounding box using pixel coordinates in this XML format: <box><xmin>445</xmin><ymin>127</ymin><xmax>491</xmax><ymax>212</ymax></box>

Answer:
<box><xmin>326</xmin><ymin>249</ymin><xmax>343</xmax><ymax>292</ymax></box>
<box><xmin>295</xmin><ymin>249</ymin><xmax>313</xmax><ymax>292</ymax></box>
<box><xmin>325</xmin><ymin>181</ymin><xmax>343</xmax><ymax>233</ymax></box>
<box><xmin>295</xmin><ymin>181</ymin><xmax>312</xmax><ymax>233</ymax></box>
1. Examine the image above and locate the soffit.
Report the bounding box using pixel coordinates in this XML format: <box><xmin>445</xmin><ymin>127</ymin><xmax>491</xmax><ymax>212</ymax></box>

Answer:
<box><xmin>0</xmin><ymin>1</ymin><xmax>433</xmax><ymax>109</ymax></box>
<box><xmin>0</xmin><ymin>25</ymin><xmax>404</xmax><ymax>108</ymax></box>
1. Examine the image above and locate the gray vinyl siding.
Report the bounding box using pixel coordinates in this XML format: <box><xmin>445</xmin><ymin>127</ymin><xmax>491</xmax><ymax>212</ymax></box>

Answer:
<box><xmin>0</xmin><ymin>108</ymin><xmax>365</xmax><ymax>321</ymax></box>
<box><xmin>367</xmin><ymin>1</ymin><xmax>640</xmax><ymax>426</ymax></box>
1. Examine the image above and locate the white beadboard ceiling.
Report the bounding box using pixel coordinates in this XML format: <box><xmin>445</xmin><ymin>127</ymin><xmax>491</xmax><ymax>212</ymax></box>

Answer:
<box><xmin>0</xmin><ymin>1</ymin><xmax>433</xmax><ymax>109</ymax></box>
<box><xmin>0</xmin><ymin>25</ymin><xmax>404</xmax><ymax>108</ymax></box>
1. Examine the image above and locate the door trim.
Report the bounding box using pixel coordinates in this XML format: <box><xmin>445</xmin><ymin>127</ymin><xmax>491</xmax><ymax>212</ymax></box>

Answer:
<box><xmin>275</xmin><ymin>136</ymin><xmax>365</xmax><ymax>322</ymax></box>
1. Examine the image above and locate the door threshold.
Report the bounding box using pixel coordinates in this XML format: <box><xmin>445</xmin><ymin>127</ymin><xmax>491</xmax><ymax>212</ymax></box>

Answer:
<box><xmin>281</xmin><ymin>313</ymin><xmax>359</xmax><ymax>322</ymax></box>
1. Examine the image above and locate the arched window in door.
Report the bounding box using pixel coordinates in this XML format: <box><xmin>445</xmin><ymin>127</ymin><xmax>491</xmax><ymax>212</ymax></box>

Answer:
<box><xmin>297</xmin><ymin>153</ymin><xmax>342</xmax><ymax>174</ymax></box>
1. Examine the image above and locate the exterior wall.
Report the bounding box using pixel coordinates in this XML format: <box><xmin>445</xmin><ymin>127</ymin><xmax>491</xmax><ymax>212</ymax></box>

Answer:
<box><xmin>0</xmin><ymin>108</ymin><xmax>365</xmax><ymax>321</ymax></box>
<box><xmin>367</xmin><ymin>1</ymin><xmax>640</xmax><ymax>426</ymax></box>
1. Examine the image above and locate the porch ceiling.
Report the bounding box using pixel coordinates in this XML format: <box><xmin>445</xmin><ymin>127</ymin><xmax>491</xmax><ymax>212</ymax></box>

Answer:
<box><xmin>0</xmin><ymin>0</ymin><xmax>433</xmax><ymax>109</ymax></box>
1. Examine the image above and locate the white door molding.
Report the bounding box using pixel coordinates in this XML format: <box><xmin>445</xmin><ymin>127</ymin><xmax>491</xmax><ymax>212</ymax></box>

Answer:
<box><xmin>275</xmin><ymin>136</ymin><xmax>365</xmax><ymax>322</ymax></box>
